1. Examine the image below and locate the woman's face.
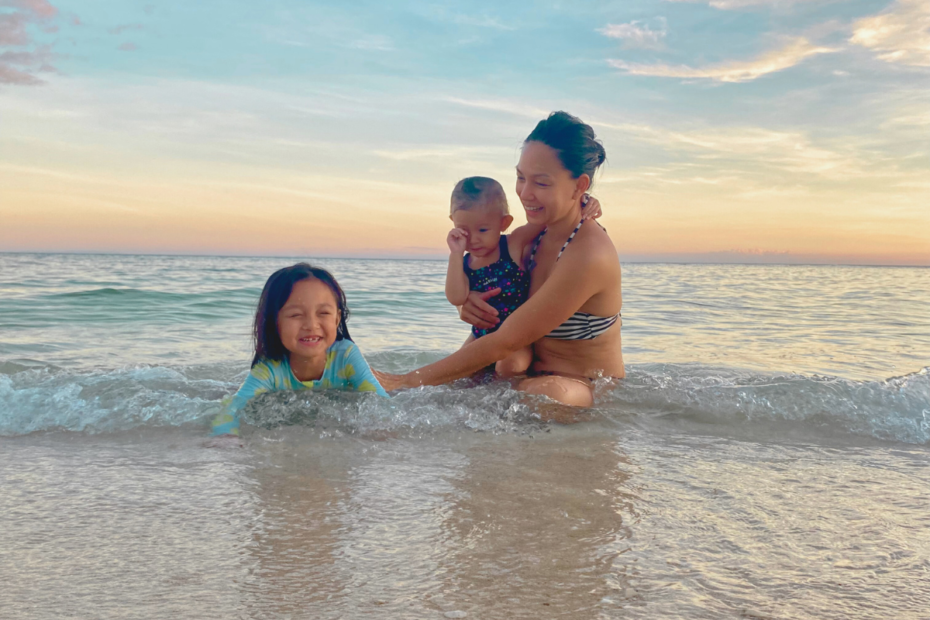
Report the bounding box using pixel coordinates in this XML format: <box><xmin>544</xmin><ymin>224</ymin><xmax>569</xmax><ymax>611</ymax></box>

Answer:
<box><xmin>516</xmin><ymin>141</ymin><xmax>587</xmax><ymax>226</ymax></box>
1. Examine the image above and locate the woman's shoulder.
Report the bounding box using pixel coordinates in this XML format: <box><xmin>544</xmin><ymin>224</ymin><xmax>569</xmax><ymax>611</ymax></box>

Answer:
<box><xmin>572</xmin><ymin>220</ymin><xmax>620</xmax><ymax>266</ymax></box>
<box><xmin>507</xmin><ymin>224</ymin><xmax>545</xmax><ymax>257</ymax></box>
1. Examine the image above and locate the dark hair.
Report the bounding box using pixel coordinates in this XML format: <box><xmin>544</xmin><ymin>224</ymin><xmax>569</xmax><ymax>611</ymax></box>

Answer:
<box><xmin>450</xmin><ymin>176</ymin><xmax>509</xmax><ymax>215</ymax></box>
<box><xmin>525</xmin><ymin>111</ymin><xmax>607</xmax><ymax>181</ymax></box>
<box><xmin>252</xmin><ymin>263</ymin><xmax>351</xmax><ymax>366</ymax></box>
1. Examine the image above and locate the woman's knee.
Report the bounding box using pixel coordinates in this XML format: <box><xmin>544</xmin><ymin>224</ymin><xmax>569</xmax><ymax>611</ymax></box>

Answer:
<box><xmin>518</xmin><ymin>376</ymin><xmax>593</xmax><ymax>408</ymax></box>
<box><xmin>495</xmin><ymin>347</ymin><xmax>533</xmax><ymax>378</ymax></box>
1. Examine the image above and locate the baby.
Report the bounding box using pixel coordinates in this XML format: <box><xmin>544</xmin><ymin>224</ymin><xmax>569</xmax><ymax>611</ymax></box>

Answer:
<box><xmin>444</xmin><ymin>176</ymin><xmax>534</xmax><ymax>377</ymax></box>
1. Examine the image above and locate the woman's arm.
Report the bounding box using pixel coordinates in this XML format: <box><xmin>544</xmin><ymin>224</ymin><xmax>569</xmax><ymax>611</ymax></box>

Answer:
<box><xmin>388</xmin><ymin>240</ymin><xmax>615</xmax><ymax>389</ymax></box>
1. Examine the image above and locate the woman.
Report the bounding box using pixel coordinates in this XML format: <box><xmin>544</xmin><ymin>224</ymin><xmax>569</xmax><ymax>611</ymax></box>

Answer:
<box><xmin>378</xmin><ymin>111</ymin><xmax>624</xmax><ymax>408</ymax></box>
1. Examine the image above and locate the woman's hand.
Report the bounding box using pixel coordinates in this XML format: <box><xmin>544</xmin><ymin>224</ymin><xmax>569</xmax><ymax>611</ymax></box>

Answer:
<box><xmin>459</xmin><ymin>289</ymin><xmax>501</xmax><ymax>330</ymax></box>
<box><xmin>373</xmin><ymin>370</ymin><xmax>409</xmax><ymax>391</ymax></box>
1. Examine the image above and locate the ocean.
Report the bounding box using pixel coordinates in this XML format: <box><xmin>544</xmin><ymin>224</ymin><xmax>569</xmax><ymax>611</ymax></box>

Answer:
<box><xmin>1</xmin><ymin>253</ymin><xmax>928</xmax><ymax>619</ymax></box>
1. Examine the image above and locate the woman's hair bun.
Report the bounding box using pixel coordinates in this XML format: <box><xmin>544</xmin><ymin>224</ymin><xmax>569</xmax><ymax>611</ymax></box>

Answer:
<box><xmin>525</xmin><ymin>111</ymin><xmax>606</xmax><ymax>180</ymax></box>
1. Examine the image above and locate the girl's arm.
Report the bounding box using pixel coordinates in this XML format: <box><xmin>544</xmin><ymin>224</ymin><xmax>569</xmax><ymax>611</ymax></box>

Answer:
<box><xmin>210</xmin><ymin>362</ymin><xmax>276</xmax><ymax>436</ymax></box>
<box><xmin>341</xmin><ymin>343</ymin><xmax>389</xmax><ymax>397</ymax></box>
<box><xmin>445</xmin><ymin>228</ymin><xmax>470</xmax><ymax>305</ymax></box>
<box><xmin>383</xmin><ymin>238</ymin><xmax>616</xmax><ymax>389</ymax></box>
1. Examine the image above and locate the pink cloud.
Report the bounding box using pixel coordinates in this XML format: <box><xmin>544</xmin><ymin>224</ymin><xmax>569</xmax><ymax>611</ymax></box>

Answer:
<box><xmin>0</xmin><ymin>0</ymin><xmax>65</xmax><ymax>84</ymax></box>
<box><xmin>0</xmin><ymin>0</ymin><xmax>58</xmax><ymax>19</ymax></box>
<box><xmin>0</xmin><ymin>61</ymin><xmax>42</xmax><ymax>84</ymax></box>
<box><xmin>1</xmin><ymin>47</ymin><xmax>52</xmax><ymax>65</ymax></box>
<box><xmin>0</xmin><ymin>13</ymin><xmax>29</xmax><ymax>46</ymax></box>
<box><xmin>118</xmin><ymin>42</ymin><xmax>137</xmax><ymax>52</ymax></box>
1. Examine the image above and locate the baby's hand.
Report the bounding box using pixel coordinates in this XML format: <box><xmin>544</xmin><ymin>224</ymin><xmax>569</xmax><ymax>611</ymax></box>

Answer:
<box><xmin>447</xmin><ymin>227</ymin><xmax>468</xmax><ymax>254</ymax></box>
<box><xmin>581</xmin><ymin>194</ymin><xmax>603</xmax><ymax>220</ymax></box>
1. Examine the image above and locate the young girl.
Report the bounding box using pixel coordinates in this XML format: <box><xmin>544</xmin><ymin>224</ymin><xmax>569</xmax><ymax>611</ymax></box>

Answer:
<box><xmin>211</xmin><ymin>263</ymin><xmax>387</xmax><ymax>437</ymax></box>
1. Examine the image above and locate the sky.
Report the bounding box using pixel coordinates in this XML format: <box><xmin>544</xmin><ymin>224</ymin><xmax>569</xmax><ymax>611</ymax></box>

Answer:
<box><xmin>1</xmin><ymin>0</ymin><xmax>928</xmax><ymax>265</ymax></box>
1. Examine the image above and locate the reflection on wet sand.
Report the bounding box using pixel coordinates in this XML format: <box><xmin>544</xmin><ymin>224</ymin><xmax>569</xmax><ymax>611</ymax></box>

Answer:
<box><xmin>235</xmin><ymin>424</ymin><xmax>642</xmax><ymax>618</ymax></box>
<box><xmin>239</xmin><ymin>428</ymin><xmax>466</xmax><ymax>617</ymax></box>
<box><xmin>435</xmin><ymin>428</ymin><xmax>637</xmax><ymax>617</ymax></box>
<box><xmin>235</xmin><ymin>430</ymin><xmax>354</xmax><ymax>616</ymax></box>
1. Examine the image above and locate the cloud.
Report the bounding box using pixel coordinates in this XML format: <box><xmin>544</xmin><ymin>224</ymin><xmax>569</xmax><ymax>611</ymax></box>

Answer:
<box><xmin>608</xmin><ymin>37</ymin><xmax>838</xmax><ymax>82</ymax></box>
<box><xmin>0</xmin><ymin>0</ymin><xmax>62</xmax><ymax>84</ymax></box>
<box><xmin>1</xmin><ymin>45</ymin><xmax>55</xmax><ymax>83</ymax></box>
<box><xmin>442</xmin><ymin>96</ymin><xmax>549</xmax><ymax>119</ymax></box>
<box><xmin>667</xmin><ymin>0</ymin><xmax>827</xmax><ymax>9</ymax></box>
<box><xmin>451</xmin><ymin>14</ymin><xmax>515</xmax><ymax>30</ymax></box>
<box><xmin>371</xmin><ymin>144</ymin><xmax>510</xmax><ymax>163</ymax></box>
<box><xmin>630</xmin><ymin>124</ymin><xmax>865</xmax><ymax>179</ymax></box>
<box><xmin>109</xmin><ymin>23</ymin><xmax>143</xmax><ymax>36</ymax></box>
<box><xmin>850</xmin><ymin>0</ymin><xmax>930</xmax><ymax>67</ymax></box>
<box><xmin>1</xmin><ymin>0</ymin><xmax>57</xmax><ymax>19</ymax></box>
<box><xmin>0</xmin><ymin>61</ymin><xmax>39</xmax><ymax>83</ymax></box>
<box><xmin>417</xmin><ymin>6</ymin><xmax>515</xmax><ymax>31</ymax></box>
<box><xmin>0</xmin><ymin>13</ymin><xmax>29</xmax><ymax>46</ymax></box>
<box><xmin>349</xmin><ymin>34</ymin><xmax>394</xmax><ymax>51</ymax></box>
<box><xmin>598</xmin><ymin>19</ymin><xmax>667</xmax><ymax>49</ymax></box>
<box><xmin>118</xmin><ymin>42</ymin><xmax>137</xmax><ymax>52</ymax></box>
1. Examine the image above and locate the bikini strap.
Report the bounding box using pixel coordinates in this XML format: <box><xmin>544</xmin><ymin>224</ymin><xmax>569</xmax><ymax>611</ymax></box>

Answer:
<box><xmin>556</xmin><ymin>218</ymin><xmax>585</xmax><ymax>261</ymax></box>
<box><xmin>528</xmin><ymin>218</ymin><xmax>586</xmax><ymax>270</ymax></box>
<box><xmin>528</xmin><ymin>229</ymin><xmax>546</xmax><ymax>271</ymax></box>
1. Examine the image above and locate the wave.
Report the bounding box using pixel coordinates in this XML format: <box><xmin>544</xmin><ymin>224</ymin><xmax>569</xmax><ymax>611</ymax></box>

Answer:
<box><xmin>0</xmin><ymin>287</ymin><xmax>260</xmax><ymax>326</ymax></box>
<box><xmin>1</xmin><ymin>360</ymin><xmax>927</xmax><ymax>444</ymax></box>
<box><xmin>605</xmin><ymin>364</ymin><xmax>930</xmax><ymax>445</ymax></box>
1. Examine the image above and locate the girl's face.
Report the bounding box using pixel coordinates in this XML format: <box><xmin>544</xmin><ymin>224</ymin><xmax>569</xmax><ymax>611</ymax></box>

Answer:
<box><xmin>277</xmin><ymin>278</ymin><xmax>340</xmax><ymax>360</ymax></box>
<box><xmin>450</xmin><ymin>208</ymin><xmax>513</xmax><ymax>258</ymax></box>
<box><xmin>515</xmin><ymin>141</ymin><xmax>588</xmax><ymax>226</ymax></box>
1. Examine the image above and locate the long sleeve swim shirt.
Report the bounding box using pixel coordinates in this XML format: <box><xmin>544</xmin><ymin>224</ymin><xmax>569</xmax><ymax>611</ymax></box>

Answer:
<box><xmin>211</xmin><ymin>339</ymin><xmax>388</xmax><ymax>436</ymax></box>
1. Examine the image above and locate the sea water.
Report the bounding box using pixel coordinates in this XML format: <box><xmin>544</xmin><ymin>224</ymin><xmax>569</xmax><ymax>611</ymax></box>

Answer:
<box><xmin>1</xmin><ymin>253</ymin><xmax>928</xmax><ymax>619</ymax></box>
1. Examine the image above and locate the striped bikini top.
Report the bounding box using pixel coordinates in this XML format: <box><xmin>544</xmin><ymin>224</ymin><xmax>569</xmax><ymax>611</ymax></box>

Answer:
<box><xmin>528</xmin><ymin>218</ymin><xmax>621</xmax><ymax>340</ymax></box>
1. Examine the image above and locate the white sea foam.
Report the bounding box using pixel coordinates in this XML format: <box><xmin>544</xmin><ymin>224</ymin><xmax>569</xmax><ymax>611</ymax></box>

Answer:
<box><xmin>2</xmin><ymin>362</ymin><xmax>927</xmax><ymax>444</ymax></box>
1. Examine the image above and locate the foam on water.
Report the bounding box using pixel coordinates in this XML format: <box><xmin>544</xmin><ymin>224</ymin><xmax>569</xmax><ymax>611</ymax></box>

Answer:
<box><xmin>3</xmin><ymin>359</ymin><xmax>927</xmax><ymax>444</ymax></box>
<box><xmin>609</xmin><ymin>364</ymin><xmax>930</xmax><ymax>444</ymax></box>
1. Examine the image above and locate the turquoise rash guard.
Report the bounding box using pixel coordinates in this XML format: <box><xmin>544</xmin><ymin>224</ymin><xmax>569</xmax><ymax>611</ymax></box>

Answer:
<box><xmin>211</xmin><ymin>339</ymin><xmax>388</xmax><ymax>436</ymax></box>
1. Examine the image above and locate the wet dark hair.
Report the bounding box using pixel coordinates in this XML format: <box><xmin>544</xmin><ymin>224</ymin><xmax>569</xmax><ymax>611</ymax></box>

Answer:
<box><xmin>252</xmin><ymin>263</ymin><xmax>351</xmax><ymax>366</ymax></box>
<box><xmin>525</xmin><ymin>111</ymin><xmax>607</xmax><ymax>181</ymax></box>
<box><xmin>450</xmin><ymin>176</ymin><xmax>509</xmax><ymax>215</ymax></box>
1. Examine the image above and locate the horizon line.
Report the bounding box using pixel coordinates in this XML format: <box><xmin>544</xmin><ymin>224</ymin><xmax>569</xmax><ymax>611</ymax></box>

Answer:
<box><xmin>1</xmin><ymin>250</ymin><xmax>927</xmax><ymax>269</ymax></box>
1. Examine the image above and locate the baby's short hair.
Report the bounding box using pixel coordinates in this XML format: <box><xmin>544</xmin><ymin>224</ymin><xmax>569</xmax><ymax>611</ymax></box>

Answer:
<box><xmin>450</xmin><ymin>176</ymin><xmax>509</xmax><ymax>216</ymax></box>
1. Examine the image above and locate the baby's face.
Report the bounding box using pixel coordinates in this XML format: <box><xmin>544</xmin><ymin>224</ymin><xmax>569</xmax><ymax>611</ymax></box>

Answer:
<box><xmin>451</xmin><ymin>208</ymin><xmax>511</xmax><ymax>258</ymax></box>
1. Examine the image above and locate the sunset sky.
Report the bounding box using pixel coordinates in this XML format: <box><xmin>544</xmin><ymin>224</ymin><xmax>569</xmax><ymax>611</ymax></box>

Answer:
<box><xmin>1</xmin><ymin>0</ymin><xmax>928</xmax><ymax>265</ymax></box>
